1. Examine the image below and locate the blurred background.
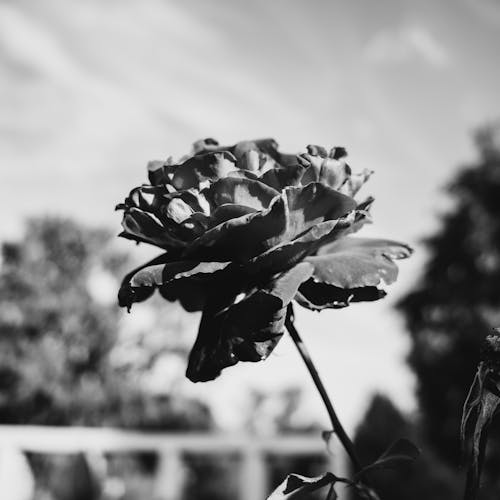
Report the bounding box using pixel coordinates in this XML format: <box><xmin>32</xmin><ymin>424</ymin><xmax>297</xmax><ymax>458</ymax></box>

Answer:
<box><xmin>1</xmin><ymin>0</ymin><xmax>500</xmax><ymax>498</ymax></box>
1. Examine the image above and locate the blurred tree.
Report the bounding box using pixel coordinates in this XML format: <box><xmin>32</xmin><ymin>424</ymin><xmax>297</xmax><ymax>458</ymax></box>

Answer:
<box><xmin>0</xmin><ymin>217</ymin><xmax>120</xmax><ymax>424</ymax></box>
<box><xmin>0</xmin><ymin>217</ymin><xmax>212</xmax><ymax>429</ymax></box>
<box><xmin>397</xmin><ymin>123</ymin><xmax>500</xmax><ymax>494</ymax></box>
<box><xmin>353</xmin><ymin>394</ymin><xmax>461</xmax><ymax>500</ymax></box>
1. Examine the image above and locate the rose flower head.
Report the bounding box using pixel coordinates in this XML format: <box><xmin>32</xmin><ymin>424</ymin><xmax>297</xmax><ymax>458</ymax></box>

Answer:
<box><xmin>117</xmin><ymin>138</ymin><xmax>412</xmax><ymax>382</ymax></box>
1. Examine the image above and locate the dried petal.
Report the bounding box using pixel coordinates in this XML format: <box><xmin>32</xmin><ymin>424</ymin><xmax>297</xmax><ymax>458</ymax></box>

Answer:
<box><xmin>464</xmin><ymin>390</ymin><xmax>500</xmax><ymax>500</ymax></box>
<box><xmin>462</xmin><ymin>334</ymin><xmax>500</xmax><ymax>500</ymax></box>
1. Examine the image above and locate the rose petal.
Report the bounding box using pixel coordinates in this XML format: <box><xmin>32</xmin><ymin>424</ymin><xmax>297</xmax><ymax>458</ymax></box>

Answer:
<box><xmin>232</xmin><ymin>138</ymin><xmax>280</xmax><ymax>160</ymax></box>
<box><xmin>120</xmin><ymin>184</ymin><xmax>210</xmax><ymax>220</ymax></box>
<box><xmin>117</xmin><ymin>190</ymin><xmax>204</xmax><ymax>247</ymax></box>
<box><xmin>318</xmin><ymin>236</ymin><xmax>413</xmax><ymax>262</ymax></box>
<box><xmin>121</xmin><ymin>208</ymin><xmax>186</xmax><ymax>249</ymax></box>
<box><xmin>227</xmin><ymin>170</ymin><xmax>261</xmax><ymax>181</ymax></box>
<box><xmin>172</xmin><ymin>152</ymin><xmax>237</xmax><ymax>190</ymax></box>
<box><xmin>260</xmin><ymin>162</ymin><xmax>306</xmax><ymax>191</ymax></box>
<box><xmin>338</xmin><ymin>169</ymin><xmax>374</xmax><ymax>197</ymax></box>
<box><xmin>159</xmin><ymin>279</ymin><xmax>207</xmax><ymax>312</ymax></box>
<box><xmin>193</xmin><ymin>137</ymin><xmax>219</xmax><ymax>154</ymax></box>
<box><xmin>148</xmin><ymin>159</ymin><xmax>177</xmax><ymax>185</ymax></box>
<box><xmin>175</xmin><ymin>189</ymin><xmax>211</xmax><ymax>215</ymax></box>
<box><xmin>307</xmin><ymin>237</ymin><xmax>413</xmax><ymax>289</ymax></box>
<box><xmin>179</xmin><ymin>212</ymin><xmax>211</xmax><ymax>237</ymax></box>
<box><xmin>238</xmin><ymin>150</ymin><xmax>264</xmax><ymax>171</ymax></box>
<box><xmin>300</xmin><ymin>154</ymin><xmax>350</xmax><ymax>189</ymax></box>
<box><xmin>204</xmin><ymin>177</ymin><xmax>279</xmax><ymax>211</ymax></box>
<box><xmin>318</xmin><ymin>158</ymin><xmax>350</xmax><ymax>189</ymax></box>
<box><xmin>243</xmin><ymin>217</ymin><xmax>353</xmax><ymax>280</ymax></box>
<box><xmin>165</xmin><ymin>198</ymin><xmax>194</xmax><ymax>223</ymax></box>
<box><xmin>306</xmin><ymin>144</ymin><xmax>328</xmax><ymax>158</ymax></box>
<box><xmin>184</xmin><ymin>183</ymin><xmax>357</xmax><ymax>262</ymax></box>
<box><xmin>211</xmin><ymin>204</ymin><xmax>257</xmax><ymax>226</ymax></box>
<box><xmin>186</xmin><ymin>262</ymin><xmax>314</xmax><ymax>382</ymax></box>
<box><xmin>118</xmin><ymin>260</ymin><xmax>231</xmax><ymax>310</ymax></box>
<box><xmin>121</xmin><ymin>186</ymin><xmax>156</xmax><ymax>212</ymax></box>
<box><xmin>296</xmin><ymin>280</ymin><xmax>386</xmax><ymax>310</ymax></box>
<box><xmin>330</xmin><ymin>146</ymin><xmax>347</xmax><ymax>160</ymax></box>
<box><xmin>130</xmin><ymin>261</ymin><xmax>230</xmax><ymax>287</ymax></box>
<box><xmin>191</xmin><ymin>138</ymin><xmax>279</xmax><ymax>162</ymax></box>
<box><xmin>282</xmin><ymin>183</ymin><xmax>356</xmax><ymax>238</ymax></box>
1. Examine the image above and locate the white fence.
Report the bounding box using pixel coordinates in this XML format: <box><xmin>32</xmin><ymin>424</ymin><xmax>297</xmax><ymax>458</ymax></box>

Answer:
<box><xmin>0</xmin><ymin>426</ymin><xmax>349</xmax><ymax>500</ymax></box>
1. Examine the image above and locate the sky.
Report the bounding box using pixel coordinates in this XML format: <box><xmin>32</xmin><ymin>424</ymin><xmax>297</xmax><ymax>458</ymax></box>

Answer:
<box><xmin>1</xmin><ymin>0</ymin><xmax>500</xmax><ymax>431</ymax></box>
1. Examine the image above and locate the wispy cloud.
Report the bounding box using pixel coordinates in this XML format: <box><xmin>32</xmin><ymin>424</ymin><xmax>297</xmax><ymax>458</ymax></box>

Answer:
<box><xmin>365</xmin><ymin>25</ymin><xmax>451</xmax><ymax>68</ymax></box>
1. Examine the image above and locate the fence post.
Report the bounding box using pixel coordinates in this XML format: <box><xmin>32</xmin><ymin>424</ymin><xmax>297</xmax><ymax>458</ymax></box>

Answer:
<box><xmin>240</xmin><ymin>448</ymin><xmax>267</xmax><ymax>500</ymax></box>
<box><xmin>154</xmin><ymin>449</ymin><xmax>186</xmax><ymax>500</ymax></box>
<box><xmin>0</xmin><ymin>446</ymin><xmax>35</xmax><ymax>500</ymax></box>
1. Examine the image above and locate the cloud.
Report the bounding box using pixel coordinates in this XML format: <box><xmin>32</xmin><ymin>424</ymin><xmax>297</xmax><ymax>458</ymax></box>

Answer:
<box><xmin>365</xmin><ymin>25</ymin><xmax>451</xmax><ymax>68</ymax></box>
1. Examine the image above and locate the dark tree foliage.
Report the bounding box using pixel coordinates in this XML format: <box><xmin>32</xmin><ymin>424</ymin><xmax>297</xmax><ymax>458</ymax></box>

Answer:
<box><xmin>397</xmin><ymin>125</ymin><xmax>500</xmax><ymax>491</ymax></box>
<box><xmin>0</xmin><ymin>217</ymin><xmax>212</xmax><ymax>430</ymax></box>
<box><xmin>354</xmin><ymin>394</ymin><xmax>461</xmax><ymax>500</ymax></box>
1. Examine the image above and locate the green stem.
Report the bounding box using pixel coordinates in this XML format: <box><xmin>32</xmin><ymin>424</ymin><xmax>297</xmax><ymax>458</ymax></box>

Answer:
<box><xmin>285</xmin><ymin>306</ymin><xmax>363</xmax><ymax>474</ymax></box>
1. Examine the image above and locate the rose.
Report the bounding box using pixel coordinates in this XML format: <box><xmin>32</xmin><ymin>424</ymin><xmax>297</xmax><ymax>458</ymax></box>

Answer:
<box><xmin>117</xmin><ymin>138</ymin><xmax>412</xmax><ymax>382</ymax></box>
